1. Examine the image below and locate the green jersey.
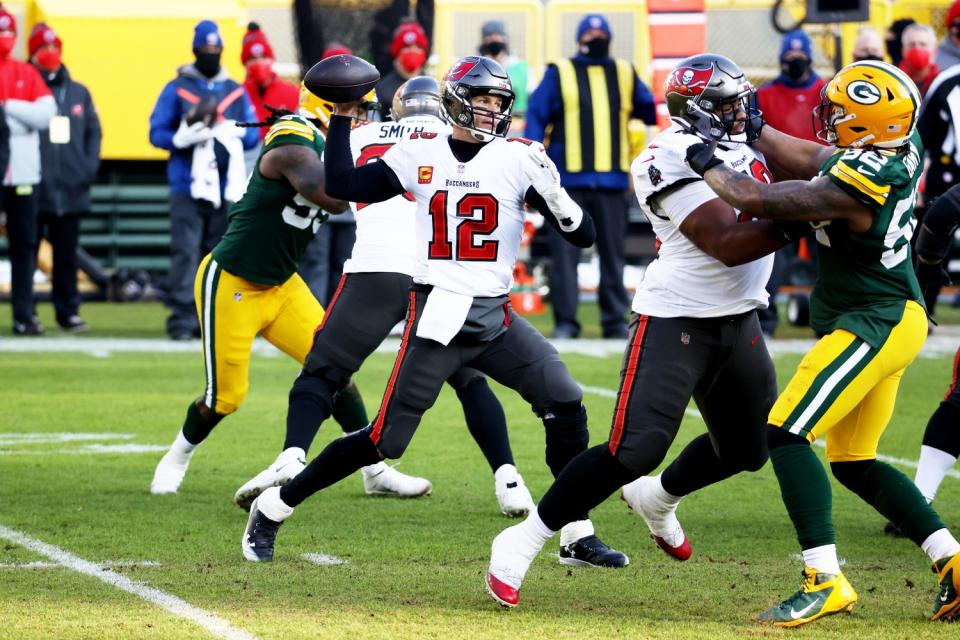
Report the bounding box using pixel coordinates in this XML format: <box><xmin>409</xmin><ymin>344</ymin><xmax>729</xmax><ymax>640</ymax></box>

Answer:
<box><xmin>812</xmin><ymin>130</ymin><xmax>925</xmax><ymax>347</ymax></box>
<box><xmin>212</xmin><ymin>115</ymin><xmax>328</xmax><ymax>285</ymax></box>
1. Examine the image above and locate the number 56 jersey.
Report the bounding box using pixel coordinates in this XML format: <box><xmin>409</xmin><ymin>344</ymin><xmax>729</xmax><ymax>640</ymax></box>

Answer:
<box><xmin>381</xmin><ymin>134</ymin><xmax>535</xmax><ymax>297</ymax></box>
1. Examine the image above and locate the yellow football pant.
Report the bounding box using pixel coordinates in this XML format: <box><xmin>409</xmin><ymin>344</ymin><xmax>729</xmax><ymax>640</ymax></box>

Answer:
<box><xmin>769</xmin><ymin>300</ymin><xmax>926</xmax><ymax>462</ymax></box>
<box><xmin>194</xmin><ymin>253</ymin><xmax>324</xmax><ymax>415</ymax></box>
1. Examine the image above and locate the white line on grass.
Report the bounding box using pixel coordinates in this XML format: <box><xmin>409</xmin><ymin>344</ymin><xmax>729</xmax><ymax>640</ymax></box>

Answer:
<box><xmin>302</xmin><ymin>552</ymin><xmax>348</xmax><ymax>566</ymax></box>
<box><xmin>0</xmin><ymin>560</ymin><xmax>161</xmax><ymax>569</ymax></box>
<box><xmin>0</xmin><ymin>525</ymin><xmax>260</xmax><ymax>640</ymax></box>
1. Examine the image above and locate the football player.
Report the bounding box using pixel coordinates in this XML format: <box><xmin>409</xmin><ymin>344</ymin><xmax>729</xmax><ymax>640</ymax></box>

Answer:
<box><xmin>242</xmin><ymin>56</ymin><xmax>628</xmax><ymax>570</ymax></box>
<box><xmin>234</xmin><ymin>76</ymin><xmax>536</xmax><ymax>517</ymax></box>
<box><xmin>486</xmin><ymin>54</ymin><xmax>808</xmax><ymax>608</ymax></box>
<box><xmin>685</xmin><ymin>60</ymin><xmax>960</xmax><ymax>625</ymax></box>
<box><xmin>150</xmin><ymin>85</ymin><xmax>431</xmax><ymax>499</ymax></box>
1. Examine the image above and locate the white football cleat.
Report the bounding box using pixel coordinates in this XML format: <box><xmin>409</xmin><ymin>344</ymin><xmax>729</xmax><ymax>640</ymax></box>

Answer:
<box><xmin>495</xmin><ymin>464</ymin><xmax>535</xmax><ymax>518</ymax></box>
<box><xmin>234</xmin><ymin>447</ymin><xmax>306</xmax><ymax>511</ymax></box>
<box><xmin>362</xmin><ymin>461</ymin><xmax>432</xmax><ymax>498</ymax></box>
<box><xmin>150</xmin><ymin>450</ymin><xmax>192</xmax><ymax>495</ymax></box>
<box><xmin>621</xmin><ymin>475</ymin><xmax>691</xmax><ymax>561</ymax></box>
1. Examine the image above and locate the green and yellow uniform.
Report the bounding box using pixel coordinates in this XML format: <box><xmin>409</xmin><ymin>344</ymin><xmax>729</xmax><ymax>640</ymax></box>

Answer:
<box><xmin>769</xmin><ymin>131</ymin><xmax>927</xmax><ymax>461</ymax></box>
<box><xmin>197</xmin><ymin>115</ymin><xmax>329</xmax><ymax>414</ymax></box>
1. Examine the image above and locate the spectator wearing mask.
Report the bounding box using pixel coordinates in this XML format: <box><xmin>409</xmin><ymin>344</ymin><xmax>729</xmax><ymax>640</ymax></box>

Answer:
<box><xmin>478</xmin><ymin>21</ymin><xmax>529</xmax><ymax>127</ymax></box>
<box><xmin>242</xmin><ymin>23</ymin><xmax>298</xmax><ymax>141</ymax></box>
<box><xmin>526</xmin><ymin>14</ymin><xmax>656</xmax><ymax>339</ymax></box>
<box><xmin>29</xmin><ymin>23</ymin><xmax>101</xmax><ymax>333</ymax></box>
<box><xmin>851</xmin><ymin>27</ymin><xmax>886</xmax><ymax>62</ymax></box>
<box><xmin>938</xmin><ymin>1</ymin><xmax>960</xmax><ymax>70</ymax></box>
<box><xmin>901</xmin><ymin>23</ymin><xmax>940</xmax><ymax>97</ymax></box>
<box><xmin>0</xmin><ymin>5</ymin><xmax>57</xmax><ymax>336</ymax></box>
<box><xmin>375</xmin><ymin>20</ymin><xmax>428</xmax><ymax>110</ymax></box>
<box><xmin>149</xmin><ymin>20</ymin><xmax>259</xmax><ymax>341</ymax></box>
<box><xmin>886</xmin><ymin>18</ymin><xmax>916</xmax><ymax>68</ymax></box>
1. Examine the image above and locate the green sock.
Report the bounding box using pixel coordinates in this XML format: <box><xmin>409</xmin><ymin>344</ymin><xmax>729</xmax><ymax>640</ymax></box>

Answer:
<box><xmin>770</xmin><ymin>444</ymin><xmax>835</xmax><ymax>549</ymax></box>
<box><xmin>181</xmin><ymin>400</ymin><xmax>222</xmax><ymax>445</ymax></box>
<box><xmin>332</xmin><ymin>381</ymin><xmax>369</xmax><ymax>433</ymax></box>
<box><xmin>838</xmin><ymin>460</ymin><xmax>945</xmax><ymax>547</ymax></box>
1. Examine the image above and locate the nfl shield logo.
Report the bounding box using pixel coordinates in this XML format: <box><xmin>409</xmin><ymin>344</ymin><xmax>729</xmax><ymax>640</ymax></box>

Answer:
<box><xmin>234</xmin><ymin>292</ymin><xmax>242</xmax><ymax>302</ymax></box>
<box><xmin>680</xmin><ymin>332</ymin><xmax>690</xmax><ymax>345</ymax></box>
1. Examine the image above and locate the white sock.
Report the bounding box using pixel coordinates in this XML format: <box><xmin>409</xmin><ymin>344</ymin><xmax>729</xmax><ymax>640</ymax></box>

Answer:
<box><xmin>802</xmin><ymin>544</ymin><xmax>841</xmax><ymax>575</ymax></box>
<box><xmin>559</xmin><ymin>518</ymin><xmax>594</xmax><ymax>546</ymax></box>
<box><xmin>915</xmin><ymin>445</ymin><xmax>958</xmax><ymax>503</ymax></box>
<box><xmin>168</xmin><ymin>431</ymin><xmax>197</xmax><ymax>461</ymax></box>
<box><xmin>519</xmin><ymin>510</ymin><xmax>556</xmax><ymax>545</ymax></box>
<box><xmin>652</xmin><ymin>473</ymin><xmax>682</xmax><ymax>507</ymax></box>
<box><xmin>362</xmin><ymin>460</ymin><xmax>387</xmax><ymax>477</ymax></box>
<box><xmin>921</xmin><ymin>528</ymin><xmax>960</xmax><ymax>563</ymax></box>
<box><xmin>257</xmin><ymin>487</ymin><xmax>294</xmax><ymax>522</ymax></box>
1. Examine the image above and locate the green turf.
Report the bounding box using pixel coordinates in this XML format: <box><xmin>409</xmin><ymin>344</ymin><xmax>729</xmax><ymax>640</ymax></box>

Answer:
<box><xmin>0</xmin><ymin>303</ymin><xmax>958</xmax><ymax>638</ymax></box>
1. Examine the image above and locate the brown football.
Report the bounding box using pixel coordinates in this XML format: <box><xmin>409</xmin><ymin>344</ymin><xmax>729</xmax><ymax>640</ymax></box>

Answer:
<box><xmin>303</xmin><ymin>55</ymin><xmax>381</xmax><ymax>103</ymax></box>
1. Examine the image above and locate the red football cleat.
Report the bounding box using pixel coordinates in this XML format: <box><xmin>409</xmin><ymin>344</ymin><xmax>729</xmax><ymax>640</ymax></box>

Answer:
<box><xmin>652</xmin><ymin>533</ymin><xmax>692</xmax><ymax>561</ymax></box>
<box><xmin>486</xmin><ymin>572</ymin><xmax>520</xmax><ymax>608</ymax></box>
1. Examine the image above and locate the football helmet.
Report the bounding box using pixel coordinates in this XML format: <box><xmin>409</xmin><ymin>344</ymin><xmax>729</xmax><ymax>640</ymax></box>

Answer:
<box><xmin>299</xmin><ymin>83</ymin><xmax>379</xmax><ymax>128</ymax></box>
<box><xmin>392</xmin><ymin>75</ymin><xmax>441</xmax><ymax>121</ymax></box>
<box><xmin>440</xmin><ymin>55</ymin><xmax>514</xmax><ymax>141</ymax></box>
<box><xmin>664</xmin><ymin>53</ymin><xmax>762</xmax><ymax>144</ymax></box>
<box><xmin>813</xmin><ymin>60</ymin><xmax>920</xmax><ymax>149</ymax></box>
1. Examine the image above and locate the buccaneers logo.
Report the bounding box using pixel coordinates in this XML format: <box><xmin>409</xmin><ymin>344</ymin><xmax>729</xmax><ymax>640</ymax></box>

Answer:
<box><xmin>665</xmin><ymin>67</ymin><xmax>713</xmax><ymax>97</ymax></box>
<box><xmin>446</xmin><ymin>58</ymin><xmax>480</xmax><ymax>82</ymax></box>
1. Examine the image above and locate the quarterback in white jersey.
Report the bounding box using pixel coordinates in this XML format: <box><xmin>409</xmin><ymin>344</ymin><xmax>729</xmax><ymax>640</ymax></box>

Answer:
<box><xmin>243</xmin><ymin>59</ymin><xmax>630</xmax><ymax>577</ymax></box>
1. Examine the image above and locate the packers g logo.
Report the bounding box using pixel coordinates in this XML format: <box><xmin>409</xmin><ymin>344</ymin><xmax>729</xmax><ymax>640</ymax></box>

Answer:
<box><xmin>846</xmin><ymin>80</ymin><xmax>881</xmax><ymax>105</ymax></box>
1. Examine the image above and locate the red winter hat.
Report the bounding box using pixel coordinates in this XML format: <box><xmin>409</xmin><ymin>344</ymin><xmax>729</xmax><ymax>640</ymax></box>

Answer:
<box><xmin>0</xmin><ymin>4</ymin><xmax>16</xmax><ymax>34</ymax></box>
<box><xmin>390</xmin><ymin>21</ymin><xmax>428</xmax><ymax>58</ymax></box>
<box><xmin>322</xmin><ymin>42</ymin><xmax>352</xmax><ymax>59</ymax></box>
<box><xmin>948</xmin><ymin>1</ymin><xmax>960</xmax><ymax>29</ymax></box>
<box><xmin>241</xmin><ymin>22</ymin><xmax>274</xmax><ymax>64</ymax></box>
<box><xmin>28</xmin><ymin>23</ymin><xmax>61</xmax><ymax>57</ymax></box>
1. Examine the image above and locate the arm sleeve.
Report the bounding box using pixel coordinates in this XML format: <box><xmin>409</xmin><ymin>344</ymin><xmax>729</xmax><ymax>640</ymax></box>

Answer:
<box><xmin>148</xmin><ymin>82</ymin><xmax>181</xmax><ymax>151</ymax></box>
<box><xmin>4</xmin><ymin>95</ymin><xmax>56</xmax><ymax>130</ymax></box>
<box><xmin>524</xmin><ymin>185</ymin><xmax>595</xmax><ymax>247</ymax></box>
<box><xmin>523</xmin><ymin>65</ymin><xmax>559</xmax><ymax>143</ymax></box>
<box><xmin>917</xmin><ymin>185</ymin><xmax>960</xmax><ymax>261</ymax></box>
<box><xmin>83</xmin><ymin>87</ymin><xmax>102</xmax><ymax>182</ymax></box>
<box><xmin>631</xmin><ymin>70</ymin><xmax>657</xmax><ymax>125</ymax></box>
<box><xmin>324</xmin><ymin>114</ymin><xmax>405</xmax><ymax>202</ymax></box>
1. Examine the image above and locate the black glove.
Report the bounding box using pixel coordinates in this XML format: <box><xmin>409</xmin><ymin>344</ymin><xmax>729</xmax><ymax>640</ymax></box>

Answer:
<box><xmin>772</xmin><ymin>220</ymin><xmax>811</xmax><ymax>243</ymax></box>
<box><xmin>685</xmin><ymin>141</ymin><xmax>723</xmax><ymax>177</ymax></box>
<box><xmin>915</xmin><ymin>257</ymin><xmax>951</xmax><ymax>288</ymax></box>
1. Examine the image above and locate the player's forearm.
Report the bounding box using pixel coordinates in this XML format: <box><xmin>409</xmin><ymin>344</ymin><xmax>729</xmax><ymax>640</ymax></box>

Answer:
<box><xmin>704</xmin><ymin>166</ymin><xmax>830</xmax><ymax>223</ymax></box>
<box><xmin>324</xmin><ymin>115</ymin><xmax>403</xmax><ymax>203</ymax></box>
<box><xmin>753</xmin><ymin>126</ymin><xmax>831</xmax><ymax>180</ymax></box>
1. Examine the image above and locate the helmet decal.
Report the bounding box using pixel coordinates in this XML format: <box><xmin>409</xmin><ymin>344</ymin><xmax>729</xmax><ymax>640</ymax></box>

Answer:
<box><xmin>666</xmin><ymin>66</ymin><xmax>713</xmax><ymax>97</ymax></box>
<box><xmin>446</xmin><ymin>57</ymin><xmax>481</xmax><ymax>82</ymax></box>
<box><xmin>846</xmin><ymin>80</ymin><xmax>881</xmax><ymax>105</ymax></box>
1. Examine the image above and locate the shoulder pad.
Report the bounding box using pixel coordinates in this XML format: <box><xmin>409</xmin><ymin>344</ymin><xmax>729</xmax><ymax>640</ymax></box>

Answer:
<box><xmin>264</xmin><ymin>115</ymin><xmax>316</xmax><ymax>146</ymax></box>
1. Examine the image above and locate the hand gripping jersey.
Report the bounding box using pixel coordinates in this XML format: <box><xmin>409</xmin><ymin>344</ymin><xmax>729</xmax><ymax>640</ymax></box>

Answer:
<box><xmin>344</xmin><ymin>116</ymin><xmax>451</xmax><ymax>277</ymax></box>
<box><xmin>813</xmin><ymin>129</ymin><xmax>925</xmax><ymax>347</ymax></box>
<box><xmin>381</xmin><ymin>133</ymin><xmax>534</xmax><ymax>297</ymax></box>
<box><xmin>631</xmin><ymin>125</ymin><xmax>774</xmax><ymax>318</ymax></box>
<box><xmin>212</xmin><ymin>115</ymin><xmax>328</xmax><ymax>285</ymax></box>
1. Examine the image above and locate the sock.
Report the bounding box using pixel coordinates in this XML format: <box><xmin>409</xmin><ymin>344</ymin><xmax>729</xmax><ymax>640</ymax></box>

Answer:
<box><xmin>542</xmin><ymin>404</ymin><xmax>589</xmax><ymax>478</ymax></box>
<box><xmin>279</xmin><ymin>426</ymin><xmax>381</xmax><ymax>507</ymax></box>
<box><xmin>284</xmin><ymin>372</ymin><xmax>337</xmax><ymax>452</ymax></box>
<box><xmin>770</xmin><ymin>443</ymin><xmax>836</xmax><ymax>549</ymax></box>
<box><xmin>559</xmin><ymin>519</ymin><xmax>594</xmax><ymax>546</ymax></box>
<box><xmin>458</xmin><ymin>377</ymin><xmax>514</xmax><ymax>471</ymax></box>
<box><xmin>660</xmin><ymin>432</ymin><xmax>765</xmax><ymax>496</ymax></box>
<box><xmin>168</xmin><ymin>430</ymin><xmax>197</xmax><ymax>462</ymax></box>
<box><xmin>802</xmin><ymin>543</ymin><xmax>841</xmax><ymax>575</ymax></box>
<box><xmin>522</xmin><ymin>509</ymin><xmax>557</xmax><ymax>545</ymax></box>
<box><xmin>921</xmin><ymin>401</ymin><xmax>960</xmax><ymax>457</ymax></box>
<box><xmin>921</xmin><ymin>528</ymin><xmax>960</xmax><ymax>563</ymax></box>
<box><xmin>257</xmin><ymin>487</ymin><xmax>295</xmax><ymax>522</ymax></box>
<box><xmin>332</xmin><ymin>380</ymin><xmax>368</xmax><ymax>434</ymax></box>
<box><xmin>648</xmin><ymin>473</ymin><xmax>682</xmax><ymax>508</ymax></box>
<box><xmin>915</xmin><ymin>445</ymin><xmax>958</xmax><ymax>503</ymax></box>
<box><xmin>180</xmin><ymin>400</ymin><xmax>222</xmax><ymax>445</ymax></box>
<box><xmin>538</xmin><ymin>444</ymin><xmax>636</xmax><ymax>531</ymax></box>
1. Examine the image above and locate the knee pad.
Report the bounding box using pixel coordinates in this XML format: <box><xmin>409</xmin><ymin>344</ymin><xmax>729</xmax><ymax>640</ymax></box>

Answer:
<box><xmin>718</xmin><ymin>433</ymin><xmax>769</xmax><ymax>473</ymax></box>
<box><xmin>531</xmin><ymin>360</ymin><xmax>582</xmax><ymax>414</ymax></box>
<box><xmin>830</xmin><ymin>459</ymin><xmax>876</xmax><ymax>493</ymax></box>
<box><xmin>289</xmin><ymin>369</ymin><xmax>338</xmax><ymax>416</ymax></box>
<box><xmin>611</xmin><ymin>428</ymin><xmax>673</xmax><ymax>477</ymax></box>
<box><xmin>766</xmin><ymin>424</ymin><xmax>809</xmax><ymax>450</ymax></box>
<box><xmin>543</xmin><ymin>404</ymin><xmax>589</xmax><ymax>477</ymax></box>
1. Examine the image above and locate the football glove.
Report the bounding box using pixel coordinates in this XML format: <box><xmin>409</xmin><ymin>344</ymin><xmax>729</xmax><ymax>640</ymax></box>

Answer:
<box><xmin>915</xmin><ymin>257</ymin><xmax>952</xmax><ymax>289</ymax></box>
<box><xmin>685</xmin><ymin>141</ymin><xmax>723</xmax><ymax>177</ymax></box>
<box><xmin>172</xmin><ymin>120</ymin><xmax>214</xmax><ymax>149</ymax></box>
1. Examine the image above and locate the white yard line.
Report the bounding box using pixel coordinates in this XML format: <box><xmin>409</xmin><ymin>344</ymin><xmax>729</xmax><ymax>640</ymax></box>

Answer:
<box><xmin>0</xmin><ymin>525</ymin><xmax>260</xmax><ymax>640</ymax></box>
<box><xmin>0</xmin><ymin>560</ymin><xmax>161</xmax><ymax>569</ymax></box>
<box><xmin>302</xmin><ymin>552</ymin><xmax>348</xmax><ymax>566</ymax></box>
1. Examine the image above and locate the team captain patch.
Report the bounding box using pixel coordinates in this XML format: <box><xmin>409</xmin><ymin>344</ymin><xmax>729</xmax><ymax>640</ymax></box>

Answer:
<box><xmin>418</xmin><ymin>166</ymin><xmax>434</xmax><ymax>184</ymax></box>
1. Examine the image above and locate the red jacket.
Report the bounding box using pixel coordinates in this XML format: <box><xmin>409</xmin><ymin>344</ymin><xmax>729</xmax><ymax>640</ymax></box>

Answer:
<box><xmin>244</xmin><ymin>74</ymin><xmax>300</xmax><ymax>140</ymax></box>
<box><xmin>0</xmin><ymin>56</ymin><xmax>50</xmax><ymax>101</ymax></box>
<box><xmin>756</xmin><ymin>76</ymin><xmax>828</xmax><ymax>144</ymax></box>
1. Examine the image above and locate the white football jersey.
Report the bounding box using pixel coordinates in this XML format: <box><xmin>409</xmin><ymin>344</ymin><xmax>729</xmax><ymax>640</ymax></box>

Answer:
<box><xmin>343</xmin><ymin>116</ymin><xmax>451</xmax><ymax>277</ymax></box>
<box><xmin>381</xmin><ymin>133</ymin><xmax>534</xmax><ymax>297</ymax></box>
<box><xmin>631</xmin><ymin>125</ymin><xmax>774</xmax><ymax>318</ymax></box>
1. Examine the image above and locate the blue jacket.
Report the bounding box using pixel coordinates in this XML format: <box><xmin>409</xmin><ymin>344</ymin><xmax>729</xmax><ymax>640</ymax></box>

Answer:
<box><xmin>149</xmin><ymin>64</ymin><xmax>259</xmax><ymax>195</ymax></box>
<box><xmin>525</xmin><ymin>53</ymin><xmax>656</xmax><ymax>190</ymax></box>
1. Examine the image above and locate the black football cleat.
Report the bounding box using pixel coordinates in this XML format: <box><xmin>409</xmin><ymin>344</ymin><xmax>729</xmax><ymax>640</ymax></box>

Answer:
<box><xmin>242</xmin><ymin>497</ymin><xmax>284</xmax><ymax>562</ymax></box>
<box><xmin>559</xmin><ymin>534</ymin><xmax>630</xmax><ymax>568</ymax></box>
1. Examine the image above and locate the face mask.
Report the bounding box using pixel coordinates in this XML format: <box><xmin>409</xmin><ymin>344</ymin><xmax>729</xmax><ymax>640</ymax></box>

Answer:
<box><xmin>398</xmin><ymin>48</ymin><xmax>426</xmax><ymax>73</ymax></box>
<box><xmin>902</xmin><ymin>47</ymin><xmax>931</xmax><ymax>72</ymax></box>
<box><xmin>0</xmin><ymin>33</ymin><xmax>15</xmax><ymax>58</ymax></box>
<box><xmin>782</xmin><ymin>57</ymin><xmax>810</xmax><ymax>81</ymax></box>
<box><xmin>194</xmin><ymin>51</ymin><xmax>221</xmax><ymax>78</ymax></box>
<box><xmin>481</xmin><ymin>42</ymin><xmax>506</xmax><ymax>57</ymax></box>
<box><xmin>247</xmin><ymin>60</ymin><xmax>272</xmax><ymax>85</ymax></box>
<box><xmin>35</xmin><ymin>48</ymin><xmax>61</xmax><ymax>72</ymax></box>
<box><xmin>579</xmin><ymin>37</ymin><xmax>609</xmax><ymax>59</ymax></box>
<box><xmin>853</xmin><ymin>54</ymin><xmax>884</xmax><ymax>62</ymax></box>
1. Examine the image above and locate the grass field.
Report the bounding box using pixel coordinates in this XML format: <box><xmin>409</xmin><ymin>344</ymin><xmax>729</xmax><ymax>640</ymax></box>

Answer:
<box><xmin>1</xmin><ymin>302</ymin><xmax>958</xmax><ymax>639</ymax></box>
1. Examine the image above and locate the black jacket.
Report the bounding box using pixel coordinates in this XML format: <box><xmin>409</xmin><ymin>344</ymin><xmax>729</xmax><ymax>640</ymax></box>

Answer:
<box><xmin>34</xmin><ymin>64</ymin><xmax>102</xmax><ymax>215</ymax></box>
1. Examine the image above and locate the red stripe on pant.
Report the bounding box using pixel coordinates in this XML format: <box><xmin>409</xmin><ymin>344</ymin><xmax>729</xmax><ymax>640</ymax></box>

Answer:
<box><xmin>370</xmin><ymin>290</ymin><xmax>418</xmax><ymax>444</ymax></box>
<box><xmin>315</xmin><ymin>274</ymin><xmax>348</xmax><ymax>336</ymax></box>
<box><xmin>609</xmin><ymin>315</ymin><xmax>649</xmax><ymax>455</ymax></box>
<box><xmin>945</xmin><ymin>344</ymin><xmax>960</xmax><ymax>401</ymax></box>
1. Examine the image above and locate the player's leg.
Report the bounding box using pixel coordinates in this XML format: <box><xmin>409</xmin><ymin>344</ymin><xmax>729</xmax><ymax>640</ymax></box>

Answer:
<box><xmin>446</xmin><ymin>367</ymin><xmax>531</xmax><ymax>517</ymax></box>
<box><xmin>152</xmin><ymin>256</ymin><xmax>262</xmax><ymax>494</ymax></box>
<box><xmin>914</xmin><ymin>345</ymin><xmax>960</xmax><ymax>504</ymax></box>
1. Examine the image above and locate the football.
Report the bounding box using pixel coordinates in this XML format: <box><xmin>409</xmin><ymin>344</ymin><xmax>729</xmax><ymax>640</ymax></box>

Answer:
<box><xmin>303</xmin><ymin>55</ymin><xmax>381</xmax><ymax>103</ymax></box>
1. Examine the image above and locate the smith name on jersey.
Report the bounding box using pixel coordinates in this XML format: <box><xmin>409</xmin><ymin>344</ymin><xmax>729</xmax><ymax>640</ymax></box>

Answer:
<box><xmin>213</xmin><ymin>115</ymin><xmax>328</xmax><ymax>285</ymax></box>
<box><xmin>631</xmin><ymin>125</ymin><xmax>774</xmax><ymax>318</ymax></box>
<box><xmin>381</xmin><ymin>132</ymin><xmax>536</xmax><ymax>297</ymax></box>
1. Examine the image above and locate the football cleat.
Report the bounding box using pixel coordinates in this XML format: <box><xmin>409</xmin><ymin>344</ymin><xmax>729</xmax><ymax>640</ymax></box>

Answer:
<box><xmin>486</xmin><ymin>572</ymin><xmax>520</xmax><ymax>608</ymax></box>
<box><xmin>495</xmin><ymin>464</ymin><xmax>535</xmax><ymax>518</ymax></box>
<box><xmin>362</xmin><ymin>461</ymin><xmax>432</xmax><ymax>498</ymax></box>
<box><xmin>621</xmin><ymin>476</ymin><xmax>691</xmax><ymax>561</ymax></box>
<box><xmin>757</xmin><ymin>567</ymin><xmax>858</xmax><ymax>627</ymax></box>
<box><xmin>486</xmin><ymin>523</ymin><xmax>545</xmax><ymax>608</ymax></box>
<box><xmin>559</xmin><ymin>535</ymin><xmax>629</xmax><ymax>568</ymax></box>
<box><xmin>149</xmin><ymin>450</ymin><xmax>192</xmax><ymax>495</ymax></box>
<box><xmin>931</xmin><ymin>551</ymin><xmax>960</xmax><ymax>621</ymax></box>
<box><xmin>242</xmin><ymin>493</ymin><xmax>285</xmax><ymax>562</ymax></box>
<box><xmin>233</xmin><ymin>448</ymin><xmax>306</xmax><ymax>511</ymax></box>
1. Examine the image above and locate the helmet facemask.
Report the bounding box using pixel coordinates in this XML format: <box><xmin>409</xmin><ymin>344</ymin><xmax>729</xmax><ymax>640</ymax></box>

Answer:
<box><xmin>683</xmin><ymin>86</ymin><xmax>761</xmax><ymax>145</ymax></box>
